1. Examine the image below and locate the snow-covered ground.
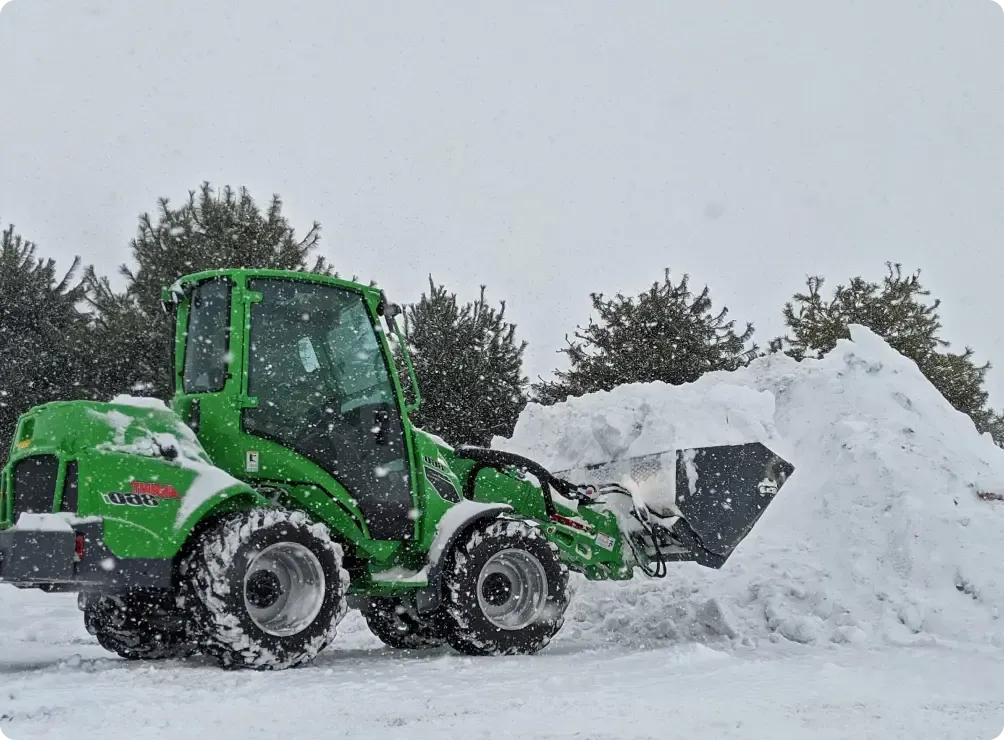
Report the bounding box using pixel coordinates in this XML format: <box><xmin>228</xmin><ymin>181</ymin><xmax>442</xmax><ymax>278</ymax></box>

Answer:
<box><xmin>1</xmin><ymin>589</ymin><xmax>1002</xmax><ymax>740</ymax></box>
<box><xmin>3</xmin><ymin>326</ymin><xmax>1004</xmax><ymax>739</ymax></box>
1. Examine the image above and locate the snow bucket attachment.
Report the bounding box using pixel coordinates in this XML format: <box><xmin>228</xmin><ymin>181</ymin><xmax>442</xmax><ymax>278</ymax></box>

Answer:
<box><xmin>557</xmin><ymin>443</ymin><xmax>795</xmax><ymax>572</ymax></box>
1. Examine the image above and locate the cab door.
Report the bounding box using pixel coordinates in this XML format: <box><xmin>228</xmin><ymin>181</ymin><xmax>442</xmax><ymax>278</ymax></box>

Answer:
<box><xmin>241</xmin><ymin>277</ymin><xmax>416</xmax><ymax>541</ymax></box>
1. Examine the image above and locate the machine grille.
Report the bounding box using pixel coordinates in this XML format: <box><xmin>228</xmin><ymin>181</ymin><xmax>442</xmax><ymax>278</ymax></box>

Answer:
<box><xmin>12</xmin><ymin>455</ymin><xmax>59</xmax><ymax>517</ymax></box>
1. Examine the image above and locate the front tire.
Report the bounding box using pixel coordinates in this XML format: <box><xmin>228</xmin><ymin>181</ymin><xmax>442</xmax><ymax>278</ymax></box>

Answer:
<box><xmin>83</xmin><ymin>589</ymin><xmax>195</xmax><ymax>661</ymax></box>
<box><xmin>179</xmin><ymin>509</ymin><xmax>349</xmax><ymax>670</ymax></box>
<box><xmin>443</xmin><ymin>518</ymin><xmax>569</xmax><ymax>656</ymax></box>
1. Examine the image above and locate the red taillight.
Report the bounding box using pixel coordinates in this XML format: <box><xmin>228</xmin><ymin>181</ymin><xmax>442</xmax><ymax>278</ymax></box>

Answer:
<box><xmin>74</xmin><ymin>534</ymin><xmax>85</xmax><ymax>562</ymax></box>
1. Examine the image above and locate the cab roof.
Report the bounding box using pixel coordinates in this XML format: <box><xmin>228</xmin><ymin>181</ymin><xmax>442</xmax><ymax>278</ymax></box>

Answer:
<box><xmin>161</xmin><ymin>268</ymin><xmax>385</xmax><ymax>309</ymax></box>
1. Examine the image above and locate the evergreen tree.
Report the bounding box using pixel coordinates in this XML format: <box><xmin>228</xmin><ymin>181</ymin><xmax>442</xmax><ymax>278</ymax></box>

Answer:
<box><xmin>0</xmin><ymin>224</ymin><xmax>93</xmax><ymax>462</ymax></box>
<box><xmin>403</xmin><ymin>277</ymin><xmax>528</xmax><ymax>447</ymax></box>
<box><xmin>89</xmin><ymin>182</ymin><xmax>329</xmax><ymax>399</ymax></box>
<box><xmin>533</xmin><ymin>269</ymin><xmax>757</xmax><ymax>405</ymax></box>
<box><xmin>770</xmin><ymin>265</ymin><xmax>947</xmax><ymax>361</ymax></box>
<box><xmin>772</xmin><ymin>263</ymin><xmax>1002</xmax><ymax>441</ymax></box>
<box><xmin>85</xmin><ymin>271</ymin><xmax>165</xmax><ymax>399</ymax></box>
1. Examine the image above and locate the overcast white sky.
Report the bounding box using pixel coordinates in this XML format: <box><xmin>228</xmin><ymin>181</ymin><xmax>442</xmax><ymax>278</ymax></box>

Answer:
<box><xmin>1</xmin><ymin>0</ymin><xmax>1003</xmax><ymax>397</ymax></box>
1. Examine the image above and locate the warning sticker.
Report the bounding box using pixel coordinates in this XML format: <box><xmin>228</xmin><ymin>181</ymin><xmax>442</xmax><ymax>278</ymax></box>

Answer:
<box><xmin>246</xmin><ymin>450</ymin><xmax>259</xmax><ymax>473</ymax></box>
<box><xmin>594</xmin><ymin>532</ymin><xmax>616</xmax><ymax>551</ymax></box>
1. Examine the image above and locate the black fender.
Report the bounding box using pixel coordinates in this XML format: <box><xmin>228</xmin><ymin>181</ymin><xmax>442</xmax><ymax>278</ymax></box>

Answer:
<box><xmin>413</xmin><ymin>501</ymin><xmax>513</xmax><ymax>614</ymax></box>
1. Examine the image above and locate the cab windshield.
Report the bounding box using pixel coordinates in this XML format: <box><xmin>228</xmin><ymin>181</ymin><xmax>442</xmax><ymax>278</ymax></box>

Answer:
<box><xmin>244</xmin><ymin>279</ymin><xmax>395</xmax><ymax>441</ymax></box>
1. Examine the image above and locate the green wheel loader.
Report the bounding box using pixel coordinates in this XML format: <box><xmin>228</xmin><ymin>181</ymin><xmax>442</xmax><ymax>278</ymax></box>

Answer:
<box><xmin>0</xmin><ymin>269</ymin><xmax>794</xmax><ymax>669</ymax></box>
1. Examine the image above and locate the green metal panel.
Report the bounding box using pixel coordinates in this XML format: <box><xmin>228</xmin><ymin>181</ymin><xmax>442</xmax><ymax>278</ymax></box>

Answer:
<box><xmin>0</xmin><ymin>399</ymin><xmax>265</xmax><ymax>556</ymax></box>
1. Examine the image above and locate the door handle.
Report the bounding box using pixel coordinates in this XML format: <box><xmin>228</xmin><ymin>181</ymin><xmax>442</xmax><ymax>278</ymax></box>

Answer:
<box><xmin>374</xmin><ymin>409</ymin><xmax>389</xmax><ymax>446</ymax></box>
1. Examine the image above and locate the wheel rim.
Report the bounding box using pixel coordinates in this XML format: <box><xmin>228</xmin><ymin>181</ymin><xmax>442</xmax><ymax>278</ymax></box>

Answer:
<box><xmin>476</xmin><ymin>548</ymin><xmax>548</xmax><ymax>631</ymax></box>
<box><xmin>243</xmin><ymin>542</ymin><xmax>326</xmax><ymax>637</ymax></box>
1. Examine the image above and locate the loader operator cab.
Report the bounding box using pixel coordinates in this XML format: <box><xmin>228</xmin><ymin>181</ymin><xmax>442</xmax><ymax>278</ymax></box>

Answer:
<box><xmin>172</xmin><ymin>272</ymin><xmax>419</xmax><ymax>541</ymax></box>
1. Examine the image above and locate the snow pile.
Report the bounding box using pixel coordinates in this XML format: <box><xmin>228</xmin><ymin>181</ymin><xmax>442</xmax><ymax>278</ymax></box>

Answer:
<box><xmin>497</xmin><ymin>325</ymin><xmax>1004</xmax><ymax>650</ymax></box>
<box><xmin>503</xmin><ymin>380</ymin><xmax>787</xmax><ymax>471</ymax></box>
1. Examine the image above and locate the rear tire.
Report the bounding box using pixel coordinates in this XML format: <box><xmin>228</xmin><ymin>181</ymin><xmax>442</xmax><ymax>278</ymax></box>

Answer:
<box><xmin>443</xmin><ymin>518</ymin><xmax>569</xmax><ymax>656</ymax></box>
<box><xmin>83</xmin><ymin>589</ymin><xmax>195</xmax><ymax>661</ymax></box>
<box><xmin>179</xmin><ymin>508</ymin><xmax>349</xmax><ymax>670</ymax></box>
<box><xmin>363</xmin><ymin>598</ymin><xmax>447</xmax><ymax>649</ymax></box>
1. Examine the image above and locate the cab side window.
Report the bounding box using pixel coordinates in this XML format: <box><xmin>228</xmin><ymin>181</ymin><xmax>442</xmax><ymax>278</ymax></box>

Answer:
<box><xmin>183</xmin><ymin>279</ymin><xmax>231</xmax><ymax>393</ymax></box>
